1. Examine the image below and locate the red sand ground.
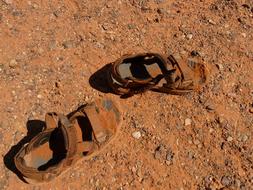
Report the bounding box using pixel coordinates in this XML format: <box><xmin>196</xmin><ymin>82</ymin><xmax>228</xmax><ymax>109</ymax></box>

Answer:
<box><xmin>0</xmin><ymin>0</ymin><xmax>253</xmax><ymax>189</ymax></box>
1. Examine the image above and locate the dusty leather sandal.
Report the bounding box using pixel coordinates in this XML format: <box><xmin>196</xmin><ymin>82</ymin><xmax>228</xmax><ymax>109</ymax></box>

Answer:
<box><xmin>14</xmin><ymin>98</ymin><xmax>121</xmax><ymax>183</ymax></box>
<box><xmin>107</xmin><ymin>53</ymin><xmax>208</xmax><ymax>97</ymax></box>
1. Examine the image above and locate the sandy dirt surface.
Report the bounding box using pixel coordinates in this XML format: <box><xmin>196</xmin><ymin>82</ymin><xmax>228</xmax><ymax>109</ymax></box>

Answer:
<box><xmin>0</xmin><ymin>0</ymin><xmax>253</xmax><ymax>189</ymax></box>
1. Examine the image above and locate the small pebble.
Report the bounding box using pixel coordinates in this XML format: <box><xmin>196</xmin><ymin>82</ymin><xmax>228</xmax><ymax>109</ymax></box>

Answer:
<box><xmin>187</xmin><ymin>151</ymin><xmax>195</xmax><ymax>159</ymax></box>
<box><xmin>241</xmin><ymin>33</ymin><xmax>246</xmax><ymax>38</ymax></box>
<box><xmin>180</xmin><ymin>50</ymin><xmax>187</xmax><ymax>55</ymax></box>
<box><xmin>62</xmin><ymin>41</ymin><xmax>75</xmax><ymax>49</ymax></box>
<box><xmin>242</xmin><ymin>135</ymin><xmax>248</xmax><ymax>142</ymax></box>
<box><xmin>221</xmin><ymin>176</ymin><xmax>232</xmax><ymax>186</ymax></box>
<box><xmin>127</xmin><ymin>24</ymin><xmax>136</xmax><ymax>30</ymax></box>
<box><xmin>166</xmin><ymin>151</ymin><xmax>174</xmax><ymax>162</ymax></box>
<box><xmin>204</xmin><ymin>175</ymin><xmax>213</xmax><ymax>185</ymax></box>
<box><xmin>193</xmin><ymin>139</ymin><xmax>201</xmax><ymax>145</ymax></box>
<box><xmin>9</xmin><ymin>59</ymin><xmax>18</xmax><ymax>68</ymax></box>
<box><xmin>184</xmin><ymin>118</ymin><xmax>192</xmax><ymax>126</ymax></box>
<box><xmin>216</xmin><ymin>63</ymin><xmax>224</xmax><ymax>71</ymax></box>
<box><xmin>209</xmin><ymin>128</ymin><xmax>214</xmax><ymax>133</ymax></box>
<box><xmin>208</xmin><ymin>19</ymin><xmax>216</xmax><ymax>25</ymax></box>
<box><xmin>238</xmin><ymin>134</ymin><xmax>248</xmax><ymax>142</ymax></box>
<box><xmin>154</xmin><ymin>145</ymin><xmax>165</xmax><ymax>159</ymax></box>
<box><xmin>229</xmin><ymin>67</ymin><xmax>235</xmax><ymax>72</ymax></box>
<box><xmin>38</xmin><ymin>48</ymin><xmax>44</xmax><ymax>54</ymax></box>
<box><xmin>155</xmin><ymin>0</ymin><xmax>165</xmax><ymax>4</ymax></box>
<box><xmin>37</xmin><ymin>94</ymin><xmax>42</xmax><ymax>99</ymax></box>
<box><xmin>227</xmin><ymin>136</ymin><xmax>233</xmax><ymax>142</ymax></box>
<box><xmin>165</xmin><ymin>160</ymin><xmax>172</xmax><ymax>165</ymax></box>
<box><xmin>132</xmin><ymin>131</ymin><xmax>141</xmax><ymax>139</ymax></box>
<box><xmin>154</xmin><ymin>150</ymin><xmax>161</xmax><ymax>159</ymax></box>
<box><xmin>191</xmin><ymin>50</ymin><xmax>199</xmax><ymax>56</ymax></box>
<box><xmin>186</xmin><ymin>34</ymin><xmax>193</xmax><ymax>40</ymax></box>
<box><xmin>206</xmin><ymin>104</ymin><xmax>215</xmax><ymax>111</ymax></box>
<box><xmin>159</xmin><ymin>8</ymin><xmax>169</xmax><ymax>15</ymax></box>
<box><xmin>249</xmin><ymin>108</ymin><xmax>253</xmax><ymax>114</ymax></box>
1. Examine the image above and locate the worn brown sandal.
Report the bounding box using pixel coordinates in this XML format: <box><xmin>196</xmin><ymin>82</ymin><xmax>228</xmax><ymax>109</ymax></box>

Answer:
<box><xmin>107</xmin><ymin>53</ymin><xmax>208</xmax><ymax>97</ymax></box>
<box><xmin>14</xmin><ymin>98</ymin><xmax>121</xmax><ymax>183</ymax></box>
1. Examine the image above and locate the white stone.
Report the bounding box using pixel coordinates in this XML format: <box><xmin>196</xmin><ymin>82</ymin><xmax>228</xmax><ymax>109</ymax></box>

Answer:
<box><xmin>132</xmin><ymin>131</ymin><xmax>141</xmax><ymax>139</ymax></box>
<box><xmin>9</xmin><ymin>59</ymin><xmax>17</xmax><ymax>68</ymax></box>
<box><xmin>227</xmin><ymin>136</ymin><xmax>233</xmax><ymax>142</ymax></box>
<box><xmin>184</xmin><ymin>118</ymin><xmax>192</xmax><ymax>126</ymax></box>
<box><xmin>186</xmin><ymin>34</ymin><xmax>193</xmax><ymax>40</ymax></box>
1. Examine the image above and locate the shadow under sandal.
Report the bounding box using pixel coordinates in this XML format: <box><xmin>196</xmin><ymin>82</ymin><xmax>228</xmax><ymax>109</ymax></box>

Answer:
<box><xmin>107</xmin><ymin>53</ymin><xmax>209</xmax><ymax>97</ymax></box>
<box><xmin>14</xmin><ymin>99</ymin><xmax>121</xmax><ymax>184</ymax></box>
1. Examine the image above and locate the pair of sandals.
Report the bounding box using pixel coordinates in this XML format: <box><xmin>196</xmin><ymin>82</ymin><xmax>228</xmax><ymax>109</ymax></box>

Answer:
<box><xmin>14</xmin><ymin>53</ymin><xmax>209</xmax><ymax>183</ymax></box>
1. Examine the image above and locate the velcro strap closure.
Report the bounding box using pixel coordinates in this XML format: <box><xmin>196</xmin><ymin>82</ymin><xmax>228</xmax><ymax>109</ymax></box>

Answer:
<box><xmin>58</xmin><ymin>114</ymin><xmax>77</xmax><ymax>159</ymax></box>
<box><xmin>84</xmin><ymin>105</ymin><xmax>108</xmax><ymax>143</ymax></box>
